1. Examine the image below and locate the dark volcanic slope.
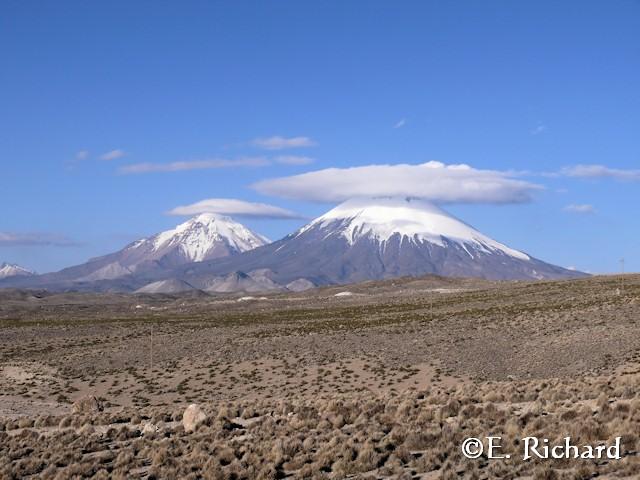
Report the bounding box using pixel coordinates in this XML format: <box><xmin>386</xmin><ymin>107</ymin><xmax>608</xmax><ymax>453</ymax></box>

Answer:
<box><xmin>0</xmin><ymin>199</ymin><xmax>586</xmax><ymax>293</ymax></box>
<box><xmin>0</xmin><ymin>214</ymin><xmax>267</xmax><ymax>292</ymax></box>
<box><xmin>162</xmin><ymin>198</ymin><xmax>585</xmax><ymax>289</ymax></box>
<box><xmin>169</xmin><ymin>227</ymin><xmax>583</xmax><ymax>289</ymax></box>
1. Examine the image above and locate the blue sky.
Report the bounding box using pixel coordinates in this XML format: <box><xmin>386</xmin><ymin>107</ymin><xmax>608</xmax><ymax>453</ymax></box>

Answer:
<box><xmin>1</xmin><ymin>0</ymin><xmax>638</xmax><ymax>274</ymax></box>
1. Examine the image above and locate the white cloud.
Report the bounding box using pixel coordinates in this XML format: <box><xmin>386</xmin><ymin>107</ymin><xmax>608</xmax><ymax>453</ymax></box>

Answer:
<box><xmin>530</xmin><ymin>124</ymin><xmax>547</xmax><ymax>135</ymax></box>
<box><xmin>393</xmin><ymin>119</ymin><xmax>406</xmax><ymax>129</ymax></box>
<box><xmin>563</xmin><ymin>204</ymin><xmax>596</xmax><ymax>214</ymax></box>
<box><xmin>118</xmin><ymin>157</ymin><xmax>270</xmax><ymax>174</ymax></box>
<box><xmin>253</xmin><ymin>161</ymin><xmax>542</xmax><ymax>204</ymax></box>
<box><xmin>275</xmin><ymin>155</ymin><xmax>315</xmax><ymax>165</ymax></box>
<box><xmin>561</xmin><ymin>164</ymin><xmax>640</xmax><ymax>181</ymax></box>
<box><xmin>75</xmin><ymin>150</ymin><xmax>89</xmax><ymax>161</ymax></box>
<box><xmin>167</xmin><ymin>198</ymin><xmax>302</xmax><ymax>219</ymax></box>
<box><xmin>252</xmin><ymin>136</ymin><xmax>316</xmax><ymax>150</ymax></box>
<box><xmin>100</xmin><ymin>149</ymin><xmax>127</xmax><ymax>161</ymax></box>
<box><xmin>0</xmin><ymin>232</ymin><xmax>79</xmax><ymax>247</ymax></box>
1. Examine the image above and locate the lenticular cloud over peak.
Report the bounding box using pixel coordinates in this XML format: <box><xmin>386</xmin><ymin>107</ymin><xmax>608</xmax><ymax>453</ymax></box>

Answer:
<box><xmin>166</xmin><ymin>198</ymin><xmax>302</xmax><ymax>219</ymax></box>
<box><xmin>252</xmin><ymin>161</ymin><xmax>541</xmax><ymax>204</ymax></box>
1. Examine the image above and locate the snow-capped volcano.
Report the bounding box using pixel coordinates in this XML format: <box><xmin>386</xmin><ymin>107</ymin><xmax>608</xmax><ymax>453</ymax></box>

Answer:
<box><xmin>174</xmin><ymin>197</ymin><xmax>585</xmax><ymax>287</ymax></box>
<box><xmin>0</xmin><ymin>262</ymin><xmax>35</xmax><ymax>279</ymax></box>
<box><xmin>0</xmin><ymin>200</ymin><xmax>585</xmax><ymax>293</ymax></box>
<box><xmin>66</xmin><ymin>213</ymin><xmax>270</xmax><ymax>282</ymax></box>
<box><xmin>131</xmin><ymin>213</ymin><xmax>269</xmax><ymax>263</ymax></box>
<box><xmin>300</xmin><ymin>197</ymin><xmax>529</xmax><ymax>260</ymax></box>
<box><xmin>0</xmin><ymin>214</ymin><xmax>270</xmax><ymax>290</ymax></box>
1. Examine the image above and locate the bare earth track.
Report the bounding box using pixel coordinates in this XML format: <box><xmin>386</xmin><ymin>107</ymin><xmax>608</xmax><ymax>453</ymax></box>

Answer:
<box><xmin>1</xmin><ymin>274</ymin><xmax>639</xmax><ymax>479</ymax></box>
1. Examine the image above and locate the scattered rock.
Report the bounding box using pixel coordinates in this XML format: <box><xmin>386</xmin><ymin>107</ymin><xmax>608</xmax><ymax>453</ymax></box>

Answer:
<box><xmin>142</xmin><ymin>422</ymin><xmax>160</xmax><ymax>435</ymax></box>
<box><xmin>183</xmin><ymin>404</ymin><xmax>207</xmax><ymax>433</ymax></box>
<box><xmin>72</xmin><ymin>395</ymin><xmax>103</xmax><ymax>414</ymax></box>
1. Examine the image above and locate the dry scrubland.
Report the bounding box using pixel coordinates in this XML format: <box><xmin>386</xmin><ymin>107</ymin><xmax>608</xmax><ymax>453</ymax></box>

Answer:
<box><xmin>1</xmin><ymin>274</ymin><xmax>639</xmax><ymax>479</ymax></box>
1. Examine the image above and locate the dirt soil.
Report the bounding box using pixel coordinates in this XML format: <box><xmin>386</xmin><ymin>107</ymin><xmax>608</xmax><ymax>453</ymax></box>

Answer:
<box><xmin>1</xmin><ymin>274</ymin><xmax>639</xmax><ymax>479</ymax></box>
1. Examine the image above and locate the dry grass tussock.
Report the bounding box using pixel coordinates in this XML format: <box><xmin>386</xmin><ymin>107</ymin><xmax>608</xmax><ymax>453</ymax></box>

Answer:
<box><xmin>2</xmin><ymin>275</ymin><xmax>640</xmax><ymax>477</ymax></box>
<box><xmin>2</xmin><ymin>372</ymin><xmax>640</xmax><ymax>479</ymax></box>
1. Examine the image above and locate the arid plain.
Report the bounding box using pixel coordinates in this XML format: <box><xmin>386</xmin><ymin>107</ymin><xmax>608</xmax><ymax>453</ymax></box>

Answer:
<box><xmin>1</xmin><ymin>274</ymin><xmax>640</xmax><ymax>479</ymax></box>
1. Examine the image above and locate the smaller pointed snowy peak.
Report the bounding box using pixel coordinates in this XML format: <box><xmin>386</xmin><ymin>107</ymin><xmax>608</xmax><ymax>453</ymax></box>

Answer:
<box><xmin>0</xmin><ymin>262</ymin><xmax>35</xmax><ymax>279</ymax></box>
<box><xmin>21</xmin><ymin>213</ymin><xmax>273</xmax><ymax>287</ymax></box>
<box><xmin>299</xmin><ymin>197</ymin><xmax>529</xmax><ymax>260</ymax></box>
<box><xmin>133</xmin><ymin>213</ymin><xmax>270</xmax><ymax>262</ymax></box>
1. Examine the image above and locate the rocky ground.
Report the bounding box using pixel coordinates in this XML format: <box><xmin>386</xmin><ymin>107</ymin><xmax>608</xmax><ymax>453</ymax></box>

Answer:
<box><xmin>1</xmin><ymin>274</ymin><xmax>639</xmax><ymax>478</ymax></box>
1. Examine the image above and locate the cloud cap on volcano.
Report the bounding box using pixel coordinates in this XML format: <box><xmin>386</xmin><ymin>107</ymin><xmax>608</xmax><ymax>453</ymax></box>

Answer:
<box><xmin>253</xmin><ymin>161</ymin><xmax>541</xmax><ymax>204</ymax></box>
<box><xmin>167</xmin><ymin>198</ymin><xmax>303</xmax><ymax>219</ymax></box>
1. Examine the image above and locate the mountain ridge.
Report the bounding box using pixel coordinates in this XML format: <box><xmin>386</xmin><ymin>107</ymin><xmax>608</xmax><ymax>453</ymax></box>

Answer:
<box><xmin>162</xmin><ymin>197</ymin><xmax>585</xmax><ymax>289</ymax></box>
<box><xmin>0</xmin><ymin>214</ymin><xmax>268</xmax><ymax>290</ymax></box>
<box><xmin>0</xmin><ymin>262</ymin><xmax>35</xmax><ymax>279</ymax></box>
<box><xmin>0</xmin><ymin>199</ymin><xmax>587</xmax><ymax>292</ymax></box>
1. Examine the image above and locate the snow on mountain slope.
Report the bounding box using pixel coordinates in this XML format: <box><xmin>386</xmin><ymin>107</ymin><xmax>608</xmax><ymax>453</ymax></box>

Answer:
<box><xmin>146</xmin><ymin>213</ymin><xmax>269</xmax><ymax>262</ymax></box>
<box><xmin>173</xmin><ymin>197</ymin><xmax>585</xmax><ymax>286</ymax></box>
<box><xmin>0</xmin><ymin>200</ymin><xmax>585</xmax><ymax>292</ymax></box>
<box><xmin>299</xmin><ymin>197</ymin><xmax>529</xmax><ymax>260</ymax></box>
<box><xmin>86</xmin><ymin>213</ymin><xmax>270</xmax><ymax>279</ymax></box>
<box><xmin>0</xmin><ymin>214</ymin><xmax>270</xmax><ymax>289</ymax></box>
<box><xmin>0</xmin><ymin>262</ymin><xmax>35</xmax><ymax>279</ymax></box>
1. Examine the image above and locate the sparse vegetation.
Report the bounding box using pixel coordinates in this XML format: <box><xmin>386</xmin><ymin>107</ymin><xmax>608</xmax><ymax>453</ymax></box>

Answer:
<box><xmin>1</xmin><ymin>274</ymin><xmax>639</xmax><ymax>477</ymax></box>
